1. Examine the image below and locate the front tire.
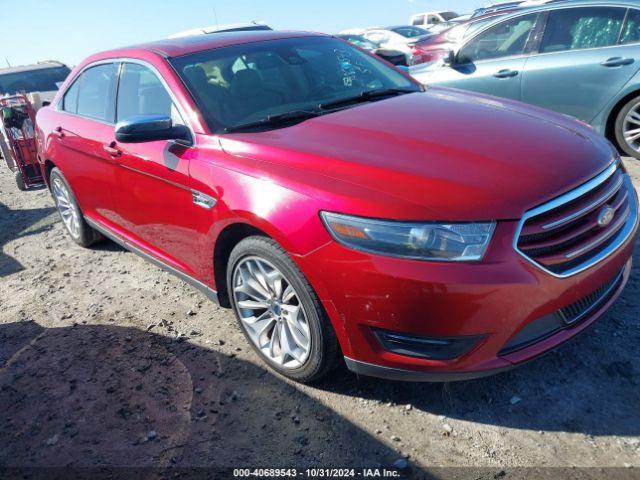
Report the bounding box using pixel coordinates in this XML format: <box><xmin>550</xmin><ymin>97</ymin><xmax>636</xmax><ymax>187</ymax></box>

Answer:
<box><xmin>614</xmin><ymin>95</ymin><xmax>640</xmax><ymax>159</ymax></box>
<box><xmin>227</xmin><ymin>236</ymin><xmax>340</xmax><ymax>383</ymax></box>
<box><xmin>50</xmin><ymin>168</ymin><xmax>102</xmax><ymax>247</ymax></box>
<box><xmin>14</xmin><ymin>170</ymin><xmax>27</xmax><ymax>191</ymax></box>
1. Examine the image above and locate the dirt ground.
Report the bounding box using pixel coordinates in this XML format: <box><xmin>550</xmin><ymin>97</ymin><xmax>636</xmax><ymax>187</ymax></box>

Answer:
<box><xmin>0</xmin><ymin>158</ymin><xmax>639</xmax><ymax>479</ymax></box>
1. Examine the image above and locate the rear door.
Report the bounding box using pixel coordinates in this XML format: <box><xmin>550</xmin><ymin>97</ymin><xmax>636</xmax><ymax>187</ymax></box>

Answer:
<box><xmin>521</xmin><ymin>6</ymin><xmax>638</xmax><ymax>122</ymax></box>
<box><xmin>54</xmin><ymin>63</ymin><xmax>119</xmax><ymax>222</ymax></box>
<box><xmin>426</xmin><ymin>13</ymin><xmax>539</xmax><ymax>100</ymax></box>
<box><xmin>109</xmin><ymin>61</ymin><xmax>199</xmax><ymax>276</ymax></box>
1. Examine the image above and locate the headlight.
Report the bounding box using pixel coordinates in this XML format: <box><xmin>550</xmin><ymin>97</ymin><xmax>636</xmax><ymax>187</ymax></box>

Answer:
<box><xmin>321</xmin><ymin>212</ymin><xmax>495</xmax><ymax>261</ymax></box>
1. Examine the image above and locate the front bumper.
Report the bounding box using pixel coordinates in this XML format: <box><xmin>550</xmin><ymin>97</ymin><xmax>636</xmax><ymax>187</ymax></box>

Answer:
<box><xmin>296</xmin><ymin>216</ymin><xmax>638</xmax><ymax>381</ymax></box>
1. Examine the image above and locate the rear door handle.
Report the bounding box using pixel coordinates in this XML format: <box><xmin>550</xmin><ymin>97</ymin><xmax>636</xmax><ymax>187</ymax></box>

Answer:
<box><xmin>601</xmin><ymin>57</ymin><xmax>634</xmax><ymax>67</ymax></box>
<box><xmin>103</xmin><ymin>142</ymin><xmax>122</xmax><ymax>158</ymax></box>
<box><xmin>53</xmin><ymin>126</ymin><xmax>65</xmax><ymax>139</ymax></box>
<box><xmin>493</xmin><ymin>69</ymin><xmax>519</xmax><ymax>78</ymax></box>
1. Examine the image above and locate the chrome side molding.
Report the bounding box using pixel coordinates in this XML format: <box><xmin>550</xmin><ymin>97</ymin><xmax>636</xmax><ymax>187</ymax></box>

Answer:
<box><xmin>192</xmin><ymin>190</ymin><xmax>217</xmax><ymax>210</ymax></box>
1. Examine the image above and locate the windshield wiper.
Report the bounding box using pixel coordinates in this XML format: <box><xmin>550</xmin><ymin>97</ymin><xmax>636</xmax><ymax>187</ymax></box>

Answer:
<box><xmin>318</xmin><ymin>88</ymin><xmax>418</xmax><ymax>111</ymax></box>
<box><xmin>223</xmin><ymin>109</ymin><xmax>322</xmax><ymax>133</ymax></box>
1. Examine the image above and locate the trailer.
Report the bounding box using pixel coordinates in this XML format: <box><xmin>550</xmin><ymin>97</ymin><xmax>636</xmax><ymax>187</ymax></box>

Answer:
<box><xmin>1</xmin><ymin>94</ymin><xmax>43</xmax><ymax>191</ymax></box>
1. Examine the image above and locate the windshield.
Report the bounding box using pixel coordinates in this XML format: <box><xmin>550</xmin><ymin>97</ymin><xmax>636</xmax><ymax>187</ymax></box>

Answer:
<box><xmin>0</xmin><ymin>66</ymin><xmax>70</xmax><ymax>95</ymax></box>
<box><xmin>390</xmin><ymin>26</ymin><xmax>430</xmax><ymax>38</ymax></box>
<box><xmin>171</xmin><ymin>36</ymin><xmax>419</xmax><ymax>132</ymax></box>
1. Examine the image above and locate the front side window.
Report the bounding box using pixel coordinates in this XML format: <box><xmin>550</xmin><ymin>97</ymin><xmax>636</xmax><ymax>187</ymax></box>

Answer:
<box><xmin>458</xmin><ymin>14</ymin><xmax>537</xmax><ymax>63</ymax></box>
<box><xmin>412</xmin><ymin>15</ymin><xmax>425</xmax><ymax>26</ymax></box>
<box><xmin>170</xmin><ymin>36</ymin><xmax>419</xmax><ymax>132</ymax></box>
<box><xmin>116</xmin><ymin>63</ymin><xmax>184</xmax><ymax>125</ymax></box>
<box><xmin>540</xmin><ymin>7</ymin><xmax>625</xmax><ymax>53</ymax></box>
<box><xmin>621</xmin><ymin>9</ymin><xmax>640</xmax><ymax>45</ymax></box>
<box><xmin>67</xmin><ymin>63</ymin><xmax>117</xmax><ymax>122</ymax></box>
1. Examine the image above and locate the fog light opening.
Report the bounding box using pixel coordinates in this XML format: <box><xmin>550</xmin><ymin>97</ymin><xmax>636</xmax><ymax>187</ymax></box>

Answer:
<box><xmin>373</xmin><ymin>329</ymin><xmax>482</xmax><ymax>360</ymax></box>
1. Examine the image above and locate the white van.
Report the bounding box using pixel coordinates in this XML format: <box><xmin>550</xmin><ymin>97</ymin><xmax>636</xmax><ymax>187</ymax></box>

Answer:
<box><xmin>409</xmin><ymin>11</ymin><xmax>460</xmax><ymax>28</ymax></box>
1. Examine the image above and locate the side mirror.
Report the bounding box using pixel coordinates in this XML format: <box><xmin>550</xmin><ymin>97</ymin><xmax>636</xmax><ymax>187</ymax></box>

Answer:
<box><xmin>115</xmin><ymin>115</ymin><xmax>191</xmax><ymax>145</ymax></box>
<box><xmin>442</xmin><ymin>50</ymin><xmax>456</xmax><ymax>66</ymax></box>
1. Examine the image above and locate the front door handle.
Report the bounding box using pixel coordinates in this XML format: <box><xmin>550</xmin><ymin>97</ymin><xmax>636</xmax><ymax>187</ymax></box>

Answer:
<box><xmin>601</xmin><ymin>57</ymin><xmax>635</xmax><ymax>67</ymax></box>
<box><xmin>103</xmin><ymin>142</ymin><xmax>122</xmax><ymax>158</ymax></box>
<box><xmin>493</xmin><ymin>69</ymin><xmax>519</xmax><ymax>78</ymax></box>
<box><xmin>53</xmin><ymin>126</ymin><xmax>65</xmax><ymax>139</ymax></box>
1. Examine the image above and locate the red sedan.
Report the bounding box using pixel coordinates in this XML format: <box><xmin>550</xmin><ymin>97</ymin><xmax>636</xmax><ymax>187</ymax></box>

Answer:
<box><xmin>36</xmin><ymin>31</ymin><xmax>638</xmax><ymax>383</ymax></box>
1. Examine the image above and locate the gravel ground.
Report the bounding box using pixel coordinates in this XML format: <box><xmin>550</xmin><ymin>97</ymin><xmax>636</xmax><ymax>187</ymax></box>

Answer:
<box><xmin>0</xmin><ymin>158</ymin><xmax>639</xmax><ymax>478</ymax></box>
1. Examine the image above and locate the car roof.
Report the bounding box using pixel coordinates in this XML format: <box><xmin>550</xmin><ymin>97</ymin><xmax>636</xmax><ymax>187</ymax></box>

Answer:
<box><xmin>506</xmin><ymin>0</ymin><xmax>640</xmax><ymax>13</ymax></box>
<box><xmin>383</xmin><ymin>25</ymin><xmax>425</xmax><ymax>30</ymax></box>
<box><xmin>470</xmin><ymin>0</ymin><xmax>640</xmax><ymax>27</ymax></box>
<box><xmin>0</xmin><ymin>61</ymin><xmax>67</xmax><ymax>75</ymax></box>
<box><xmin>97</xmin><ymin>30</ymin><xmax>327</xmax><ymax>60</ymax></box>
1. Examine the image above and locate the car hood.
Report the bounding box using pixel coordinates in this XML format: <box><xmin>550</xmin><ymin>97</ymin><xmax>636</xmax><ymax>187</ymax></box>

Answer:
<box><xmin>218</xmin><ymin>87</ymin><xmax>615</xmax><ymax>221</ymax></box>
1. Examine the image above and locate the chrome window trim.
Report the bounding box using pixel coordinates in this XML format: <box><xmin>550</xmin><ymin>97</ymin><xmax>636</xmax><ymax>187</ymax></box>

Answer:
<box><xmin>56</xmin><ymin>57</ymin><xmax>196</xmax><ymax>143</ymax></box>
<box><xmin>56</xmin><ymin>61</ymin><xmax>119</xmax><ymax>126</ymax></box>
<box><xmin>457</xmin><ymin>4</ymin><xmax>640</xmax><ymax>65</ymax></box>
<box><xmin>513</xmin><ymin>159</ymin><xmax>639</xmax><ymax>278</ymax></box>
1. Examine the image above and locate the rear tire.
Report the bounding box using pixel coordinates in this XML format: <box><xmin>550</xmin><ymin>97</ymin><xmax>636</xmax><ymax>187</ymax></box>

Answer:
<box><xmin>14</xmin><ymin>170</ymin><xmax>27</xmax><ymax>191</ymax></box>
<box><xmin>227</xmin><ymin>236</ymin><xmax>341</xmax><ymax>383</ymax></box>
<box><xmin>614</xmin><ymin>95</ymin><xmax>640</xmax><ymax>159</ymax></box>
<box><xmin>50</xmin><ymin>168</ymin><xmax>102</xmax><ymax>247</ymax></box>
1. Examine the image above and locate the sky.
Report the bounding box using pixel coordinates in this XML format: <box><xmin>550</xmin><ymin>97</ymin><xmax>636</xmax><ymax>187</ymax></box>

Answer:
<box><xmin>2</xmin><ymin>0</ymin><xmax>483</xmax><ymax>67</ymax></box>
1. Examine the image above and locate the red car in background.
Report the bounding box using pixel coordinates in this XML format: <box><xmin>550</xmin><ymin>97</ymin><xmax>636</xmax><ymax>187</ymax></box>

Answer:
<box><xmin>36</xmin><ymin>31</ymin><xmax>638</xmax><ymax>383</ymax></box>
<box><xmin>411</xmin><ymin>11</ymin><xmax>512</xmax><ymax>65</ymax></box>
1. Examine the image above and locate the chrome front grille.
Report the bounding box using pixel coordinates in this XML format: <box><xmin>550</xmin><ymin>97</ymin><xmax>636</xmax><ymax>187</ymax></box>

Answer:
<box><xmin>515</xmin><ymin>161</ymin><xmax>639</xmax><ymax>277</ymax></box>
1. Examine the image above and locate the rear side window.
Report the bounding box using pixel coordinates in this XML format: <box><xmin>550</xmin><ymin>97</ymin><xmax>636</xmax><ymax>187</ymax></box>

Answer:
<box><xmin>540</xmin><ymin>7</ymin><xmax>626</xmax><ymax>53</ymax></box>
<box><xmin>621</xmin><ymin>9</ymin><xmax>640</xmax><ymax>44</ymax></box>
<box><xmin>116</xmin><ymin>63</ymin><xmax>184</xmax><ymax>125</ymax></box>
<box><xmin>62</xmin><ymin>63</ymin><xmax>117</xmax><ymax>122</ymax></box>
<box><xmin>458</xmin><ymin>14</ymin><xmax>537</xmax><ymax>63</ymax></box>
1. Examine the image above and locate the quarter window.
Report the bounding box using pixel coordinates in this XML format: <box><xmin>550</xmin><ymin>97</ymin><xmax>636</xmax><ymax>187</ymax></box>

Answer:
<box><xmin>620</xmin><ymin>9</ymin><xmax>640</xmax><ymax>45</ymax></box>
<box><xmin>540</xmin><ymin>7</ymin><xmax>625</xmax><ymax>53</ymax></box>
<box><xmin>116</xmin><ymin>63</ymin><xmax>184</xmax><ymax>125</ymax></box>
<box><xmin>458</xmin><ymin>14</ymin><xmax>537</xmax><ymax>63</ymax></box>
<box><xmin>62</xmin><ymin>79</ymin><xmax>80</xmax><ymax>114</ymax></box>
<box><xmin>75</xmin><ymin>63</ymin><xmax>118</xmax><ymax>122</ymax></box>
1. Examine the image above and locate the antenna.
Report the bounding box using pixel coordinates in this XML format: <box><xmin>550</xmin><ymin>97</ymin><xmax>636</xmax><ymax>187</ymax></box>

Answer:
<box><xmin>5</xmin><ymin>58</ymin><xmax>10</xmax><ymax>68</ymax></box>
<box><xmin>213</xmin><ymin>5</ymin><xmax>219</xmax><ymax>27</ymax></box>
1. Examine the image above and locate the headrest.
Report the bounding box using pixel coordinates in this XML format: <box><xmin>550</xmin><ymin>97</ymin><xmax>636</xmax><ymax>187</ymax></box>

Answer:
<box><xmin>184</xmin><ymin>65</ymin><xmax>209</xmax><ymax>88</ymax></box>
<box><xmin>231</xmin><ymin>69</ymin><xmax>264</xmax><ymax>97</ymax></box>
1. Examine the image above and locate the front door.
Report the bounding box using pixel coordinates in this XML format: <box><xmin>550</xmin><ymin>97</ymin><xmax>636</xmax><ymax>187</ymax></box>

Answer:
<box><xmin>109</xmin><ymin>62</ymin><xmax>199</xmax><ymax>277</ymax></box>
<box><xmin>426</xmin><ymin>13</ymin><xmax>540</xmax><ymax>101</ymax></box>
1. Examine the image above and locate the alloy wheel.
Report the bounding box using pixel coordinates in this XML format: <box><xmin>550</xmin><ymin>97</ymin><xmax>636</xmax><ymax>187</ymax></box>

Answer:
<box><xmin>52</xmin><ymin>177</ymin><xmax>80</xmax><ymax>239</ymax></box>
<box><xmin>623</xmin><ymin>104</ymin><xmax>640</xmax><ymax>154</ymax></box>
<box><xmin>232</xmin><ymin>256</ymin><xmax>311</xmax><ymax>369</ymax></box>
